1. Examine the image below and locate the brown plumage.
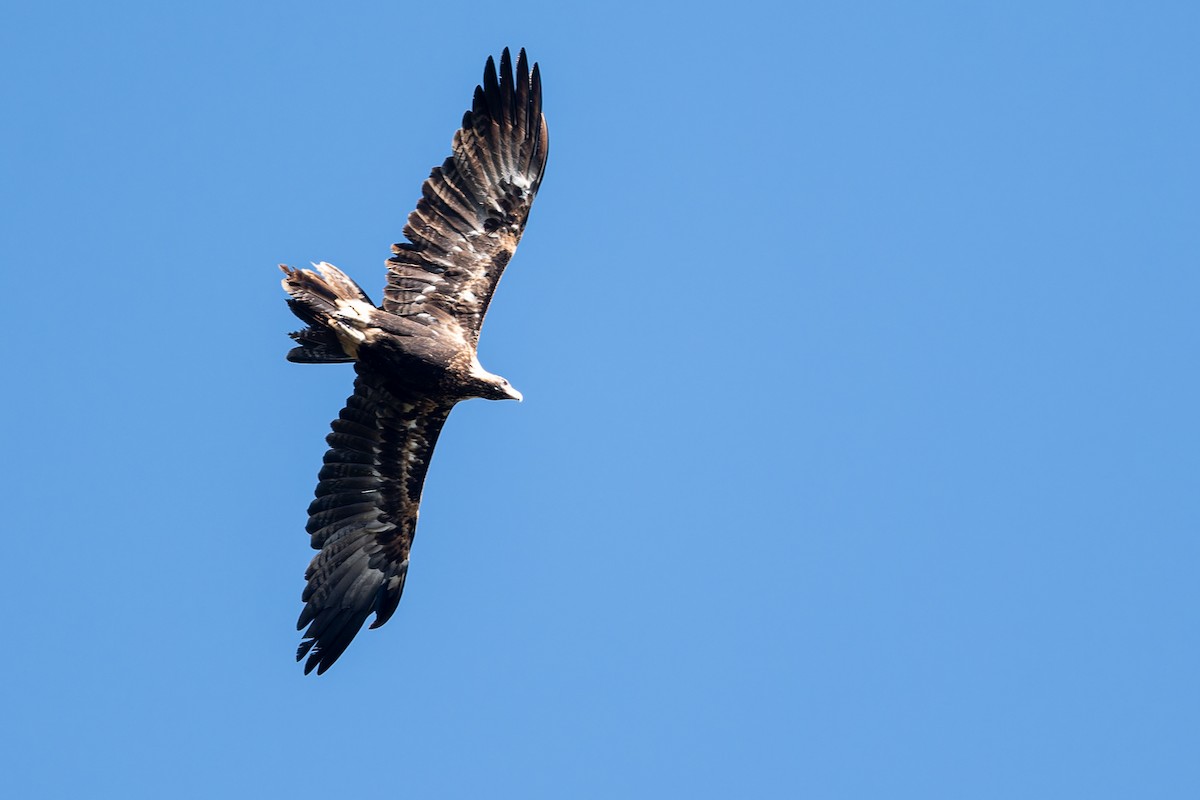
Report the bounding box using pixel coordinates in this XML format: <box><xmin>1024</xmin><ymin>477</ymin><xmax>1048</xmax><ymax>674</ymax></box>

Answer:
<box><xmin>279</xmin><ymin>48</ymin><xmax>548</xmax><ymax>675</ymax></box>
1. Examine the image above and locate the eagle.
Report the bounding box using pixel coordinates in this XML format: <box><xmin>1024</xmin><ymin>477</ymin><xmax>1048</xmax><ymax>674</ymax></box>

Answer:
<box><xmin>279</xmin><ymin>48</ymin><xmax>548</xmax><ymax>675</ymax></box>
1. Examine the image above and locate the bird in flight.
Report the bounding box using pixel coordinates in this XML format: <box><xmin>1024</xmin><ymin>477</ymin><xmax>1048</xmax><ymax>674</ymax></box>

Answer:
<box><xmin>280</xmin><ymin>48</ymin><xmax>549</xmax><ymax>674</ymax></box>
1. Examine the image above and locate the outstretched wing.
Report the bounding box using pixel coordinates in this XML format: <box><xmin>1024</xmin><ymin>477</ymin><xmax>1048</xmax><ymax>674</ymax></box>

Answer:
<box><xmin>384</xmin><ymin>47</ymin><xmax>549</xmax><ymax>346</ymax></box>
<box><xmin>296</xmin><ymin>364</ymin><xmax>455</xmax><ymax>675</ymax></box>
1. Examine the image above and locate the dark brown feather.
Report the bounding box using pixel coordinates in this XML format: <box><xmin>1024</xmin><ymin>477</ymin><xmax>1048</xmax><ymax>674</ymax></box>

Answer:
<box><xmin>384</xmin><ymin>47</ymin><xmax>549</xmax><ymax>346</ymax></box>
<box><xmin>296</xmin><ymin>364</ymin><xmax>454</xmax><ymax>675</ymax></box>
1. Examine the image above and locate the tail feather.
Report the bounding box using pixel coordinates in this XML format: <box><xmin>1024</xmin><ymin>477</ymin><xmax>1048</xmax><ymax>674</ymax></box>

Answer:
<box><xmin>280</xmin><ymin>263</ymin><xmax>375</xmax><ymax>363</ymax></box>
<box><xmin>285</xmin><ymin>324</ymin><xmax>355</xmax><ymax>364</ymax></box>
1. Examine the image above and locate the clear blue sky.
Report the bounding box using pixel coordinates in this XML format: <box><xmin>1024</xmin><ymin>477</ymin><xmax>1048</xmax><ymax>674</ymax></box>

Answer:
<box><xmin>3</xmin><ymin>1</ymin><xmax>1198</xmax><ymax>797</ymax></box>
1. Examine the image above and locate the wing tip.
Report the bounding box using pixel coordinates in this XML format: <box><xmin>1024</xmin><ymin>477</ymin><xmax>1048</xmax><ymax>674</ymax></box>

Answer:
<box><xmin>478</xmin><ymin>47</ymin><xmax>541</xmax><ymax>117</ymax></box>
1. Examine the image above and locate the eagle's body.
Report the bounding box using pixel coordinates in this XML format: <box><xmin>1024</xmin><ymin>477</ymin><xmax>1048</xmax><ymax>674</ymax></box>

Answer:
<box><xmin>280</xmin><ymin>49</ymin><xmax>548</xmax><ymax>674</ymax></box>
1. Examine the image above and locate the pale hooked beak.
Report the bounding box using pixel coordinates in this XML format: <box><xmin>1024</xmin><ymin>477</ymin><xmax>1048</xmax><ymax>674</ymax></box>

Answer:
<box><xmin>507</xmin><ymin>385</ymin><xmax>524</xmax><ymax>403</ymax></box>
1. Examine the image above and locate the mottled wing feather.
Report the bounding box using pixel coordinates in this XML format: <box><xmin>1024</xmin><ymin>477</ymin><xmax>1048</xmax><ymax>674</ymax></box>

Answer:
<box><xmin>384</xmin><ymin>47</ymin><xmax>549</xmax><ymax>346</ymax></box>
<box><xmin>296</xmin><ymin>364</ymin><xmax>454</xmax><ymax>675</ymax></box>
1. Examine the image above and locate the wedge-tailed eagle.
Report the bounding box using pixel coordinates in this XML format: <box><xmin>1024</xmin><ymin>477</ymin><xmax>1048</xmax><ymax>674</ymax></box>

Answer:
<box><xmin>280</xmin><ymin>48</ymin><xmax>548</xmax><ymax>674</ymax></box>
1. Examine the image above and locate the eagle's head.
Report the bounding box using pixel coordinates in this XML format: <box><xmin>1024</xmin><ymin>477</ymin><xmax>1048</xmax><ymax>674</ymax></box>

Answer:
<box><xmin>466</xmin><ymin>358</ymin><xmax>523</xmax><ymax>402</ymax></box>
<box><xmin>480</xmin><ymin>376</ymin><xmax>523</xmax><ymax>403</ymax></box>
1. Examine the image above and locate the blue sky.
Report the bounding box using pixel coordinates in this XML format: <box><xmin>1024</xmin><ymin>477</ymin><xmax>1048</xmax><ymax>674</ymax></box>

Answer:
<box><xmin>3</xmin><ymin>1</ymin><xmax>1198</xmax><ymax>797</ymax></box>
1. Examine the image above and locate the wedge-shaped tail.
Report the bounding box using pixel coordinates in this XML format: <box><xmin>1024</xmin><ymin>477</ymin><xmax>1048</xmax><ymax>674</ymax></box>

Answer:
<box><xmin>281</xmin><ymin>262</ymin><xmax>376</xmax><ymax>363</ymax></box>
